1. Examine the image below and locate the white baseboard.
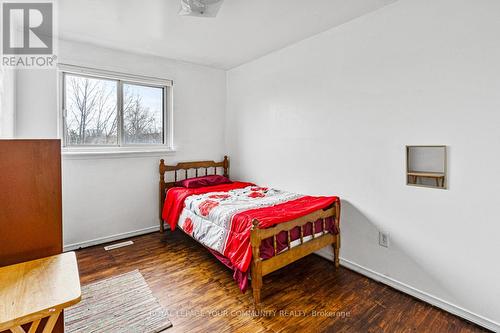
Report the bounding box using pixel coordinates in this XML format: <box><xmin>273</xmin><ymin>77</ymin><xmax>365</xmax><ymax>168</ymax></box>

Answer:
<box><xmin>63</xmin><ymin>225</ymin><xmax>159</xmax><ymax>251</ymax></box>
<box><xmin>315</xmin><ymin>250</ymin><xmax>499</xmax><ymax>332</ymax></box>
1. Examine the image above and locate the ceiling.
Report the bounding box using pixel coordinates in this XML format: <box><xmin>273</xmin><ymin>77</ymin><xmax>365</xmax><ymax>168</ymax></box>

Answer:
<box><xmin>58</xmin><ymin>0</ymin><xmax>397</xmax><ymax>70</ymax></box>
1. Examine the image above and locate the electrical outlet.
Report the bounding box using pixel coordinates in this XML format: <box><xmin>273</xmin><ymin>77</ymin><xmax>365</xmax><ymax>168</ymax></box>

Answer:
<box><xmin>379</xmin><ymin>232</ymin><xmax>389</xmax><ymax>248</ymax></box>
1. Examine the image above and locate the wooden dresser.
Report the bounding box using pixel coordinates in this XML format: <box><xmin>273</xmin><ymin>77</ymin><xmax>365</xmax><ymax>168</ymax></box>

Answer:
<box><xmin>0</xmin><ymin>139</ymin><xmax>64</xmax><ymax>333</ymax></box>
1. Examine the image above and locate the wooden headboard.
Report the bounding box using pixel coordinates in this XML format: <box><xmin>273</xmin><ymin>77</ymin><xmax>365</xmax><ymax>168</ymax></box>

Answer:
<box><xmin>158</xmin><ymin>156</ymin><xmax>229</xmax><ymax>232</ymax></box>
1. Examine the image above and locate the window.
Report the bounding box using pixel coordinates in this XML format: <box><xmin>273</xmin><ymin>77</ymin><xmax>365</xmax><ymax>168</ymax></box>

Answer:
<box><xmin>60</xmin><ymin>66</ymin><xmax>172</xmax><ymax>150</ymax></box>
<box><xmin>122</xmin><ymin>83</ymin><xmax>164</xmax><ymax>144</ymax></box>
<box><xmin>64</xmin><ymin>74</ymin><xmax>118</xmax><ymax>145</ymax></box>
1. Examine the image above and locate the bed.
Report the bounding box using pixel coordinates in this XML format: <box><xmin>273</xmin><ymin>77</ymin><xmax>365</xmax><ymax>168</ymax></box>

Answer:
<box><xmin>159</xmin><ymin>156</ymin><xmax>341</xmax><ymax>307</ymax></box>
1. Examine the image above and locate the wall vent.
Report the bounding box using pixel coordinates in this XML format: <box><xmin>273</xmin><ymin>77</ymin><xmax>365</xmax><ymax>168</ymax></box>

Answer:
<box><xmin>104</xmin><ymin>240</ymin><xmax>134</xmax><ymax>251</ymax></box>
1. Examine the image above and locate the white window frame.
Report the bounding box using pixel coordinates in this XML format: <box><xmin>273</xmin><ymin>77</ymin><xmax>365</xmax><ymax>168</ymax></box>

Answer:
<box><xmin>58</xmin><ymin>64</ymin><xmax>174</xmax><ymax>157</ymax></box>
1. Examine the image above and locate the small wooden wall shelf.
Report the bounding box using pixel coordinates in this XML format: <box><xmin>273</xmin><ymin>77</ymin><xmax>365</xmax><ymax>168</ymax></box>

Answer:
<box><xmin>406</xmin><ymin>145</ymin><xmax>447</xmax><ymax>189</ymax></box>
<box><xmin>407</xmin><ymin>171</ymin><xmax>445</xmax><ymax>188</ymax></box>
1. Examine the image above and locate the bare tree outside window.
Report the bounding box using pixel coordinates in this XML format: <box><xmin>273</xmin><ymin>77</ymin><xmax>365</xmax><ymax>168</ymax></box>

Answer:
<box><xmin>65</xmin><ymin>75</ymin><xmax>117</xmax><ymax>145</ymax></box>
<box><xmin>123</xmin><ymin>84</ymin><xmax>163</xmax><ymax>144</ymax></box>
<box><xmin>63</xmin><ymin>72</ymin><xmax>166</xmax><ymax>147</ymax></box>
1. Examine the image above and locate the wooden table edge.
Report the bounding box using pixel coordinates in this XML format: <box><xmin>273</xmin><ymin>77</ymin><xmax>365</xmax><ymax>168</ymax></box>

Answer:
<box><xmin>0</xmin><ymin>252</ymin><xmax>82</xmax><ymax>331</ymax></box>
<box><xmin>0</xmin><ymin>294</ymin><xmax>81</xmax><ymax>331</ymax></box>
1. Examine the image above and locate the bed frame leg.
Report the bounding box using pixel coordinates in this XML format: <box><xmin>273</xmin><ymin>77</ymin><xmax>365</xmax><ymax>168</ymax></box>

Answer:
<box><xmin>333</xmin><ymin>234</ymin><xmax>340</xmax><ymax>268</ymax></box>
<box><xmin>250</xmin><ymin>258</ymin><xmax>263</xmax><ymax>309</ymax></box>
<box><xmin>252</xmin><ymin>272</ymin><xmax>262</xmax><ymax>309</ymax></box>
<box><xmin>252</xmin><ymin>284</ymin><xmax>262</xmax><ymax>308</ymax></box>
<box><xmin>250</xmin><ymin>219</ymin><xmax>263</xmax><ymax>309</ymax></box>
<box><xmin>159</xmin><ymin>220</ymin><xmax>165</xmax><ymax>233</ymax></box>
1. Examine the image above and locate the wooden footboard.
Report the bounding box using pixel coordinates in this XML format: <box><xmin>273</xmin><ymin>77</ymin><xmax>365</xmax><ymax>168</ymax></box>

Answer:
<box><xmin>159</xmin><ymin>156</ymin><xmax>340</xmax><ymax>308</ymax></box>
<box><xmin>250</xmin><ymin>201</ymin><xmax>340</xmax><ymax>307</ymax></box>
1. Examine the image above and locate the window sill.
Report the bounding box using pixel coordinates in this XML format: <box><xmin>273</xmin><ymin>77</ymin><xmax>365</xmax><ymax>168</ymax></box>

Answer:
<box><xmin>62</xmin><ymin>147</ymin><xmax>176</xmax><ymax>160</ymax></box>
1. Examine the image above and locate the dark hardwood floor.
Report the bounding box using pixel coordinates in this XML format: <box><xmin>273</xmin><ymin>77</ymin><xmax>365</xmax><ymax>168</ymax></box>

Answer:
<box><xmin>75</xmin><ymin>232</ymin><xmax>488</xmax><ymax>333</ymax></box>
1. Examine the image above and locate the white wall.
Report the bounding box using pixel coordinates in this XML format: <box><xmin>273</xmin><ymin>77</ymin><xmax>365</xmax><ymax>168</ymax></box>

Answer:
<box><xmin>0</xmin><ymin>67</ymin><xmax>16</xmax><ymax>138</ymax></box>
<box><xmin>408</xmin><ymin>146</ymin><xmax>446</xmax><ymax>174</ymax></box>
<box><xmin>226</xmin><ymin>0</ymin><xmax>500</xmax><ymax>329</ymax></box>
<box><xmin>15</xmin><ymin>40</ymin><xmax>226</xmax><ymax>249</ymax></box>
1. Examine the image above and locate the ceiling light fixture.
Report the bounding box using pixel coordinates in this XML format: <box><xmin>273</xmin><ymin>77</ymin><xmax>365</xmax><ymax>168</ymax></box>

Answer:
<box><xmin>179</xmin><ymin>0</ymin><xmax>224</xmax><ymax>17</ymax></box>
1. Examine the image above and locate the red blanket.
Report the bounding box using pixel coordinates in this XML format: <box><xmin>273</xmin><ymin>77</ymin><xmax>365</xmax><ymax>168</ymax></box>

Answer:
<box><xmin>225</xmin><ymin>195</ymin><xmax>338</xmax><ymax>272</ymax></box>
<box><xmin>162</xmin><ymin>181</ymin><xmax>253</xmax><ymax>230</ymax></box>
<box><xmin>163</xmin><ymin>182</ymin><xmax>339</xmax><ymax>274</ymax></box>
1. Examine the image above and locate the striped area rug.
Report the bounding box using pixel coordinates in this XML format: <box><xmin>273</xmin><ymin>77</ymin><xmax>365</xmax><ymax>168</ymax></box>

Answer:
<box><xmin>65</xmin><ymin>270</ymin><xmax>172</xmax><ymax>333</ymax></box>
